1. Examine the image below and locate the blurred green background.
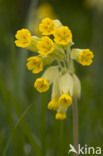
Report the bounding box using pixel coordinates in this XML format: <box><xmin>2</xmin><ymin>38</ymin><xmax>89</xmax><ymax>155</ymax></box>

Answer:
<box><xmin>0</xmin><ymin>0</ymin><xmax>103</xmax><ymax>155</ymax></box>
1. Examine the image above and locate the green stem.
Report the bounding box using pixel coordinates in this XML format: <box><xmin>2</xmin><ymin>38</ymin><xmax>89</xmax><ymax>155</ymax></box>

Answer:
<box><xmin>72</xmin><ymin>99</ymin><xmax>79</xmax><ymax>156</ymax></box>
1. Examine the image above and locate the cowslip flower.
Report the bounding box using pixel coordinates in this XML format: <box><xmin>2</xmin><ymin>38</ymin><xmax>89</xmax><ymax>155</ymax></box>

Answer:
<box><xmin>56</xmin><ymin>112</ymin><xmax>67</xmax><ymax>120</ymax></box>
<box><xmin>78</xmin><ymin>49</ymin><xmax>94</xmax><ymax>66</ymax></box>
<box><xmin>58</xmin><ymin>93</ymin><xmax>72</xmax><ymax>108</ymax></box>
<box><xmin>48</xmin><ymin>97</ymin><xmax>59</xmax><ymax>111</ymax></box>
<box><xmin>34</xmin><ymin>78</ymin><xmax>49</xmax><ymax>93</ymax></box>
<box><xmin>71</xmin><ymin>49</ymin><xmax>94</xmax><ymax>66</ymax></box>
<box><xmin>37</xmin><ymin>36</ymin><xmax>54</xmax><ymax>56</ymax></box>
<box><xmin>14</xmin><ymin>17</ymin><xmax>94</xmax><ymax>120</ymax></box>
<box><xmin>26</xmin><ymin>56</ymin><xmax>43</xmax><ymax>74</ymax></box>
<box><xmin>54</xmin><ymin>26</ymin><xmax>72</xmax><ymax>45</ymax></box>
<box><xmin>15</xmin><ymin>29</ymin><xmax>32</xmax><ymax>48</ymax></box>
<box><xmin>39</xmin><ymin>18</ymin><xmax>56</xmax><ymax>35</ymax></box>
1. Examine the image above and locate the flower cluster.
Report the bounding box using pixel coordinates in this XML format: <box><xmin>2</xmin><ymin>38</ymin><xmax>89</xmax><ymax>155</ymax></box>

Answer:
<box><xmin>14</xmin><ymin>17</ymin><xmax>94</xmax><ymax>120</ymax></box>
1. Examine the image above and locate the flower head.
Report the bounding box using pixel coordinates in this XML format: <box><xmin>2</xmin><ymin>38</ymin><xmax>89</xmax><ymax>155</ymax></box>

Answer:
<box><xmin>15</xmin><ymin>17</ymin><xmax>94</xmax><ymax>120</ymax></box>
<box><xmin>37</xmin><ymin>36</ymin><xmax>54</xmax><ymax>56</ymax></box>
<box><xmin>26</xmin><ymin>56</ymin><xmax>43</xmax><ymax>74</ymax></box>
<box><xmin>34</xmin><ymin>78</ymin><xmax>49</xmax><ymax>92</ymax></box>
<box><xmin>39</xmin><ymin>18</ymin><xmax>56</xmax><ymax>35</ymax></box>
<box><xmin>55</xmin><ymin>112</ymin><xmax>67</xmax><ymax>120</ymax></box>
<box><xmin>59</xmin><ymin>93</ymin><xmax>72</xmax><ymax>108</ymax></box>
<box><xmin>48</xmin><ymin>97</ymin><xmax>59</xmax><ymax>110</ymax></box>
<box><xmin>15</xmin><ymin>29</ymin><xmax>32</xmax><ymax>48</ymax></box>
<box><xmin>78</xmin><ymin>49</ymin><xmax>94</xmax><ymax>66</ymax></box>
<box><xmin>54</xmin><ymin>26</ymin><xmax>72</xmax><ymax>45</ymax></box>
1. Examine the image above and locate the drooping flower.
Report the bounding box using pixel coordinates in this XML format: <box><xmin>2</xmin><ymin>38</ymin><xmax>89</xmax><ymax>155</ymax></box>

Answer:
<box><xmin>15</xmin><ymin>29</ymin><xmax>32</xmax><ymax>48</ymax></box>
<box><xmin>55</xmin><ymin>112</ymin><xmax>67</xmax><ymax>120</ymax></box>
<box><xmin>48</xmin><ymin>97</ymin><xmax>59</xmax><ymax>110</ymax></box>
<box><xmin>58</xmin><ymin>93</ymin><xmax>72</xmax><ymax>108</ymax></box>
<box><xmin>26</xmin><ymin>56</ymin><xmax>43</xmax><ymax>74</ymax></box>
<box><xmin>34</xmin><ymin>78</ymin><xmax>49</xmax><ymax>93</ymax></box>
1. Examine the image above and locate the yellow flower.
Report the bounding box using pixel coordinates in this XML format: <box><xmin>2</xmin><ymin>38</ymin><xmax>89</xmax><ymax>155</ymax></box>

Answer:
<box><xmin>55</xmin><ymin>112</ymin><xmax>67</xmax><ymax>120</ymax></box>
<box><xmin>37</xmin><ymin>36</ymin><xmax>54</xmax><ymax>56</ymax></box>
<box><xmin>15</xmin><ymin>29</ymin><xmax>32</xmax><ymax>48</ymax></box>
<box><xmin>54</xmin><ymin>26</ymin><xmax>72</xmax><ymax>45</ymax></box>
<box><xmin>48</xmin><ymin>97</ymin><xmax>59</xmax><ymax>110</ymax></box>
<box><xmin>26</xmin><ymin>56</ymin><xmax>43</xmax><ymax>74</ymax></box>
<box><xmin>39</xmin><ymin>18</ymin><xmax>56</xmax><ymax>35</ymax></box>
<box><xmin>78</xmin><ymin>49</ymin><xmax>94</xmax><ymax>66</ymax></box>
<box><xmin>34</xmin><ymin>78</ymin><xmax>49</xmax><ymax>92</ymax></box>
<box><xmin>59</xmin><ymin>93</ymin><xmax>72</xmax><ymax>108</ymax></box>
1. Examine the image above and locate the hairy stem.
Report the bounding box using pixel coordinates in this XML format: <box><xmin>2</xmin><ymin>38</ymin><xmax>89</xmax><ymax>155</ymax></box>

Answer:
<box><xmin>72</xmin><ymin>99</ymin><xmax>79</xmax><ymax>156</ymax></box>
